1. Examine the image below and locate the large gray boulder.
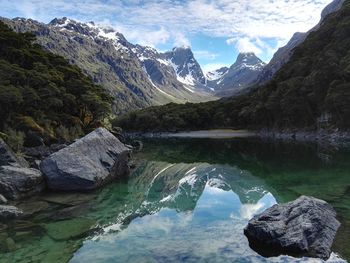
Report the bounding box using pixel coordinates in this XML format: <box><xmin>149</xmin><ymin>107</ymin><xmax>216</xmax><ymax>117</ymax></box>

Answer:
<box><xmin>40</xmin><ymin>128</ymin><xmax>131</xmax><ymax>191</ymax></box>
<box><xmin>0</xmin><ymin>139</ymin><xmax>44</xmax><ymax>200</ymax></box>
<box><xmin>0</xmin><ymin>165</ymin><xmax>45</xmax><ymax>200</ymax></box>
<box><xmin>244</xmin><ymin>196</ymin><xmax>340</xmax><ymax>260</ymax></box>
<box><xmin>0</xmin><ymin>205</ymin><xmax>23</xmax><ymax>221</ymax></box>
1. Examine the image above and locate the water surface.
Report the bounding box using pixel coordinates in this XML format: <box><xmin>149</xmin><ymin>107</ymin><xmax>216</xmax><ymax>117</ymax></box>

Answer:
<box><xmin>1</xmin><ymin>138</ymin><xmax>349</xmax><ymax>262</ymax></box>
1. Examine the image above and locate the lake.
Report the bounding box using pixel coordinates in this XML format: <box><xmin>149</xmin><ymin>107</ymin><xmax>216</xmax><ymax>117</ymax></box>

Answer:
<box><xmin>1</xmin><ymin>138</ymin><xmax>349</xmax><ymax>262</ymax></box>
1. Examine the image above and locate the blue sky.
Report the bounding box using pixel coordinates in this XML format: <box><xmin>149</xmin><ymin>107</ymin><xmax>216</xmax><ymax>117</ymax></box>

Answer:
<box><xmin>0</xmin><ymin>0</ymin><xmax>333</xmax><ymax>72</ymax></box>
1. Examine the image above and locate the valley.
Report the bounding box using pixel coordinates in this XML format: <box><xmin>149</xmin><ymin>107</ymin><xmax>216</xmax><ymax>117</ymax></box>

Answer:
<box><xmin>0</xmin><ymin>0</ymin><xmax>349</xmax><ymax>262</ymax></box>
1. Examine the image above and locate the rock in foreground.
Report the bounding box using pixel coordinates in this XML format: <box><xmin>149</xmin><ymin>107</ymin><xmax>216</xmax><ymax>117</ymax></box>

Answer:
<box><xmin>244</xmin><ymin>196</ymin><xmax>340</xmax><ymax>260</ymax></box>
<box><xmin>0</xmin><ymin>139</ymin><xmax>44</xmax><ymax>200</ymax></box>
<box><xmin>40</xmin><ymin>128</ymin><xmax>131</xmax><ymax>191</ymax></box>
<box><xmin>0</xmin><ymin>205</ymin><xmax>23</xmax><ymax>221</ymax></box>
<box><xmin>0</xmin><ymin>166</ymin><xmax>44</xmax><ymax>200</ymax></box>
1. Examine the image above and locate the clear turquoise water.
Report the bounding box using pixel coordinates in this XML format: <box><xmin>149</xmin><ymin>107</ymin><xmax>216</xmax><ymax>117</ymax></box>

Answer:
<box><xmin>1</xmin><ymin>138</ymin><xmax>349</xmax><ymax>262</ymax></box>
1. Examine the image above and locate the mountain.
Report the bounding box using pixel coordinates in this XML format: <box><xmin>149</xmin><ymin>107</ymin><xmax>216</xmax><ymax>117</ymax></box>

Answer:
<box><xmin>207</xmin><ymin>52</ymin><xmax>265</xmax><ymax>96</ymax></box>
<box><xmin>115</xmin><ymin>0</ymin><xmax>350</xmax><ymax>131</ymax></box>
<box><xmin>164</xmin><ymin>46</ymin><xmax>207</xmax><ymax>87</ymax></box>
<box><xmin>0</xmin><ymin>21</ymin><xmax>111</xmax><ymax>146</ymax></box>
<box><xmin>256</xmin><ymin>0</ymin><xmax>346</xmax><ymax>84</ymax></box>
<box><xmin>132</xmin><ymin>45</ymin><xmax>209</xmax><ymax>95</ymax></box>
<box><xmin>0</xmin><ymin>17</ymin><xmax>214</xmax><ymax>115</ymax></box>
<box><xmin>205</xmin><ymin>67</ymin><xmax>229</xmax><ymax>82</ymax></box>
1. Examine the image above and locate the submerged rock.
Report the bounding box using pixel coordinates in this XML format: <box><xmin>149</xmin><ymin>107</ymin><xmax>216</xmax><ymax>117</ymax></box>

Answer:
<box><xmin>0</xmin><ymin>205</ymin><xmax>23</xmax><ymax>221</ymax></box>
<box><xmin>45</xmin><ymin>217</ymin><xmax>95</xmax><ymax>241</ymax></box>
<box><xmin>41</xmin><ymin>192</ymin><xmax>95</xmax><ymax>206</ymax></box>
<box><xmin>17</xmin><ymin>201</ymin><xmax>49</xmax><ymax>216</ymax></box>
<box><xmin>40</xmin><ymin>128</ymin><xmax>131</xmax><ymax>191</ymax></box>
<box><xmin>131</xmin><ymin>140</ymin><xmax>143</xmax><ymax>151</ymax></box>
<box><xmin>0</xmin><ymin>165</ymin><xmax>45</xmax><ymax>200</ymax></box>
<box><xmin>244</xmin><ymin>196</ymin><xmax>340</xmax><ymax>260</ymax></box>
<box><xmin>4</xmin><ymin>237</ymin><xmax>16</xmax><ymax>252</ymax></box>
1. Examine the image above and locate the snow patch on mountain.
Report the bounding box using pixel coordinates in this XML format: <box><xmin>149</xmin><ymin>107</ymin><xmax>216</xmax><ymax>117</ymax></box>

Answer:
<box><xmin>206</xmin><ymin>67</ymin><xmax>229</xmax><ymax>81</ymax></box>
<box><xmin>157</xmin><ymin>58</ymin><xmax>170</xmax><ymax>66</ymax></box>
<box><xmin>207</xmin><ymin>53</ymin><xmax>266</xmax><ymax>94</ymax></box>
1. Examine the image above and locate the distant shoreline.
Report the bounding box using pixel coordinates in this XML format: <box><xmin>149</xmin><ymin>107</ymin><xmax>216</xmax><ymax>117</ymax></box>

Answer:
<box><xmin>125</xmin><ymin>129</ymin><xmax>350</xmax><ymax>144</ymax></box>
<box><xmin>126</xmin><ymin>129</ymin><xmax>256</xmax><ymax>139</ymax></box>
<box><xmin>156</xmin><ymin>129</ymin><xmax>256</xmax><ymax>139</ymax></box>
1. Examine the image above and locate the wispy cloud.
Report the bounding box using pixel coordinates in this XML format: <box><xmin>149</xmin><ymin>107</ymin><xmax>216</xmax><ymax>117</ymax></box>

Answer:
<box><xmin>0</xmin><ymin>0</ymin><xmax>334</xmax><ymax>61</ymax></box>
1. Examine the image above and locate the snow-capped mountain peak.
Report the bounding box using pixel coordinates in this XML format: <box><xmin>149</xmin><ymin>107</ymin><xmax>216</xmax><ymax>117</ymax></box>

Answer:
<box><xmin>164</xmin><ymin>46</ymin><xmax>206</xmax><ymax>87</ymax></box>
<box><xmin>205</xmin><ymin>67</ymin><xmax>229</xmax><ymax>81</ymax></box>
<box><xmin>206</xmin><ymin>52</ymin><xmax>266</xmax><ymax>95</ymax></box>
<box><xmin>234</xmin><ymin>52</ymin><xmax>266</xmax><ymax>70</ymax></box>
<box><xmin>49</xmin><ymin>17</ymin><xmax>132</xmax><ymax>53</ymax></box>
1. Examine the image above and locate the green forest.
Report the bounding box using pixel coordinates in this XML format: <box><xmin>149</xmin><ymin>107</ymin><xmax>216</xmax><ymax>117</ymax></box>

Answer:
<box><xmin>115</xmin><ymin>1</ymin><xmax>350</xmax><ymax>132</ymax></box>
<box><xmin>0</xmin><ymin>21</ymin><xmax>112</xmax><ymax>149</ymax></box>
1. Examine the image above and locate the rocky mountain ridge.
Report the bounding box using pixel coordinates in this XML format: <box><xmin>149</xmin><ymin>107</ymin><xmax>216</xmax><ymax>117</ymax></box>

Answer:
<box><xmin>115</xmin><ymin>0</ymin><xmax>350</xmax><ymax>131</ymax></box>
<box><xmin>256</xmin><ymin>0</ymin><xmax>346</xmax><ymax>84</ymax></box>
<box><xmin>2</xmin><ymin>0</ymin><xmax>342</xmax><ymax>113</ymax></box>
<box><xmin>205</xmin><ymin>67</ymin><xmax>229</xmax><ymax>82</ymax></box>
<box><xmin>1</xmin><ymin>17</ymin><xmax>214</xmax><ymax>115</ymax></box>
<box><xmin>207</xmin><ymin>52</ymin><xmax>266</xmax><ymax>96</ymax></box>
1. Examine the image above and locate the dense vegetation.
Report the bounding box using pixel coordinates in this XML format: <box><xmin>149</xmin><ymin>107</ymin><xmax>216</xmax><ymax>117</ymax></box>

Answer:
<box><xmin>115</xmin><ymin>1</ymin><xmax>350</xmax><ymax>132</ymax></box>
<box><xmin>0</xmin><ymin>21</ymin><xmax>112</xmax><ymax>148</ymax></box>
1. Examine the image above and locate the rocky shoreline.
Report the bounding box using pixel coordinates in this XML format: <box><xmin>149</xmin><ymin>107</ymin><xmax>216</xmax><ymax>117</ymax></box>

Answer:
<box><xmin>0</xmin><ymin>128</ymin><xmax>345</xmax><ymax>260</ymax></box>
<box><xmin>0</xmin><ymin>128</ymin><xmax>132</xmax><ymax>221</ymax></box>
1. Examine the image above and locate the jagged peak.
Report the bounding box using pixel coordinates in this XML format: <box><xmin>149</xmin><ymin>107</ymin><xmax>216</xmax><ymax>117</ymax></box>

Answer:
<box><xmin>13</xmin><ymin>17</ymin><xmax>29</xmax><ymax>22</ymax></box>
<box><xmin>138</xmin><ymin>45</ymin><xmax>158</xmax><ymax>54</ymax></box>
<box><xmin>168</xmin><ymin>46</ymin><xmax>194</xmax><ymax>59</ymax></box>
<box><xmin>49</xmin><ymin>17</ymin><xmax>74</xmax><ymax>26</ymax></box>
<box><xmin>12</xmin><ymin>17</ymin><xmax>40</xmax><ymax>25</ymax></box>
<box><xmin>235</xmin><ymin>52</ymin><xmax>265</xmax><ymax>66</ymax></box>
<box><xmin>237</xmin><ymin>52</ymin><xmax>257</xmax><ymax>59</ymax></box>
<box><xmin>47</xmin><ymin>17</ymin><xmax>129</xmax><ymax>44</ymax></box>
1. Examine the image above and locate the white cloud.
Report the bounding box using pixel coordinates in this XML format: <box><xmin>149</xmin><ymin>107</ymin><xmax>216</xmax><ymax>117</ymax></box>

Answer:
<box><xmin>173</xmin><ymin>32</ymin><xmax>191</xmax><ymax>47</ymax></box>
<box><xmin>0</xmin><ymin>0</ymin><xmax>334</xmax><ymax>56</ymax></box>
<box><xmin>235</xmin><ymin>38</ymin><xmax>262</xmax><ymax>55</ymax></box>
<box><xmin>117</xmin><ymin>26</ymin><xmax>171</xmax><ymax>48</ymax></box>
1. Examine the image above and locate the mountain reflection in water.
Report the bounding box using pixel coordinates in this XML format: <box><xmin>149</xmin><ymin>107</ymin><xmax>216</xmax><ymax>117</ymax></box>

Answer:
<box><xmin>71</xmin><ymin>151</ymin><xmax>346</xmax><ymax>263</ymax></box>
<box><xmin>2</xmin><ymin>138</ymin><xmax>349</xmax><ymax>263</ymax></box>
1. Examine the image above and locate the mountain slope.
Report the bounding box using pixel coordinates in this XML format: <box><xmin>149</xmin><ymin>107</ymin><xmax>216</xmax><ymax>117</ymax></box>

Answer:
<box><xmin>257</xmin><ymin>0</ymin><xmax>346</xmax><ymax>84</ymax></box>
<box><xmin>0</xmin><ymin>21</ymin><xmax>111</xmax><ymax>144</ymax></box>
<box><xmin>208</xmin><ymin>52</ymin><xmax>265</xmax><ymax>96</ymax></box>
<box><xmin>206</xmin><ymin>67</ymin><xmax>229</xmax><ymax>82</ymax></box>
<box><xmin>115</xmin><ymin>0</ymin><xmax>350</xmax><ymax>131</ymax></box>
<box><xmin>164</xmin><ymin>46</ymin><xmax>207</xmax><ymax>87</ymax></box>
<box><xmin>1</xmin><ymin>17</ymin><xmax>214</xmax><ymax>115</ymax></box>
<box><xmin>132</xmin><ymin>45</ymin><xmax>212</xmax><ymax>97</ymax></box>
